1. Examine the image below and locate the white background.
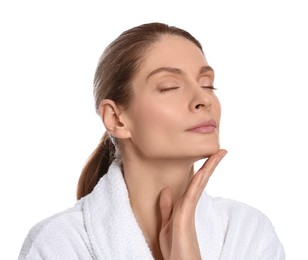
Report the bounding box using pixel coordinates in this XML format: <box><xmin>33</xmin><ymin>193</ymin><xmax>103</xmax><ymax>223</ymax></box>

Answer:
<box><xmin>1</xmin><ymin>0</ymin><xmax>307</xmax><ymax>259</ymax></box>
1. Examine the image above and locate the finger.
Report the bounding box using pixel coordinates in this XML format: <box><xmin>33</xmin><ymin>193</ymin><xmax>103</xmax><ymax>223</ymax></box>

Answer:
<box><xmin>198</xmin><ymin>149</ymin><xmax>228</xmax><ymax>186</ymax></box>
<box><xmin>159</xmin><ymin>187</ymin><xmax>173</xmax><ymax>229</ymax></box>
<box><xmin>181</xmin><ymin>149</ymin><xmax>227</xmax><ymax>212</ymax></box>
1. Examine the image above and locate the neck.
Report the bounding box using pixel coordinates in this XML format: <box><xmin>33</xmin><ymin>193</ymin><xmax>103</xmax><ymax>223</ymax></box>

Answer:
<box><xmin>121</xmin><ymin>154</ymin><xmax>196</xmax><ymax>258</ymax></box>
<box><xmin>123</xmin><ymin>158</ymin><xmax>195</xmax><ymax>202</ymax></box>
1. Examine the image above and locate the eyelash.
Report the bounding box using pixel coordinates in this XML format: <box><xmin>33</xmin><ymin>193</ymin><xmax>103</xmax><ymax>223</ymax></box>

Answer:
<box><xmin>159</xmin><ymin>85</ymin><xmax>217</xmax><ymax>93</ymax></box>
<box><xmin>201</xmin><ymin>85</ymin><xmax>217</xmax><ymax>90</ymax></box>
<box><xmin>159</xmin><ymin>87</ymin><xmax>179</xmax><ymax>93</ymax></box>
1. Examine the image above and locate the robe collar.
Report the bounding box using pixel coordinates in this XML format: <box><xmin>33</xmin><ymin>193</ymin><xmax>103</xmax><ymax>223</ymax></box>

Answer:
<box><xmin>83</xmin><ymin>162</ymin><xmax>225</xmax><ymax>259</ymax></box>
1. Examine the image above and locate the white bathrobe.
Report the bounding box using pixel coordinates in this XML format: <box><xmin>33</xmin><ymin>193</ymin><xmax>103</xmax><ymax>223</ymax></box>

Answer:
<box><xmin>18</xmin><ymin>162</ymin><xmax>285</xmax><ymax>259</ymax></box>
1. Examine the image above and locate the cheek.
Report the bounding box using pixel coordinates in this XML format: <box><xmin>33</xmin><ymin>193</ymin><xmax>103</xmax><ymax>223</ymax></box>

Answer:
<box><xmin>136</xmin><ymin>100</ymin><xmax>177</xmax><ymax>133</ymax></box>
<box><xmin>128</xmin><ymin>99</ymin><xmax>181</xmax><ymax>156</ymax></box>
<box><xmin>212</xmin><ymin>95</ymin><xmax>221</xmax><ymax>122</ymax></box>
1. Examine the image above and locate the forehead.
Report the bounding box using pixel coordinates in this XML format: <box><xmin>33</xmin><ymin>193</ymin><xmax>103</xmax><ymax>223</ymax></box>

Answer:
<box><xmin>140</xmin><ymin>35</ymin><xmax>207</xmax><ymax>75</ymax></box>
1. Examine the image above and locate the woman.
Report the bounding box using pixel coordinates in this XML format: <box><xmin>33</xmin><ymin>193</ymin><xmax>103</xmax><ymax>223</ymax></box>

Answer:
<box><xmin>19</xmin><ymin>22</ymin><xmax>285</xmax><ymax>259</ymax></box>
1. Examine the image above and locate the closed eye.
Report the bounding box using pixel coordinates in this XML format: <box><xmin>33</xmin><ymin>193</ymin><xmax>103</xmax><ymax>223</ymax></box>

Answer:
<box><xmin>201</xmin><ymin>85</ymin><xmax>217</xmax><ymax>90</ymax></box>
<box><xmin>159</xmin><ymin>86</ymin><xmax>180</xmax><ymax>93</ymax></box>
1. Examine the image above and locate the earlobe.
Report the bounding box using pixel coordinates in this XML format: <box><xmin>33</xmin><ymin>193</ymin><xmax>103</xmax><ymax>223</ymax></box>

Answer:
<box><xmin>99</xmin><ymin>99</ymin><xmax>131</xmax><ymax>139</ymax></box>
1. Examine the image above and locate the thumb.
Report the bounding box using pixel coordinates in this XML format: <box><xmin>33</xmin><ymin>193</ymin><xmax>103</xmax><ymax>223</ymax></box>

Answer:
<box><xmin>159</xmin><ymin>187</ymin><xmax>173</xmax><ymax>228</ymax></box>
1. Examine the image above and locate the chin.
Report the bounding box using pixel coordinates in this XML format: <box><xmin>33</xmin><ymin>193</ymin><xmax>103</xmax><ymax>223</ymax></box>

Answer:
<box><xmin>195</xmin><ymin>143</ymin><xmax>220</xmax><ymax>159</ymax></box>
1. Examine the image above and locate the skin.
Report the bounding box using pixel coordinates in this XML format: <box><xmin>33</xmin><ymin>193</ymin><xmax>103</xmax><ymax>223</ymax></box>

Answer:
<box><xmin>100</xmin><ymin>35</ymin><xmax>227</xmax><ymax>259</ymax></box>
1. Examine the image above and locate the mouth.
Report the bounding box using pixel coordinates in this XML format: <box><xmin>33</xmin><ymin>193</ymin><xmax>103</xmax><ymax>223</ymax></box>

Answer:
<box><xmin>186</xmin><ymin>119</ymin><xmax>217</xmax><ymax>134</ymax></box>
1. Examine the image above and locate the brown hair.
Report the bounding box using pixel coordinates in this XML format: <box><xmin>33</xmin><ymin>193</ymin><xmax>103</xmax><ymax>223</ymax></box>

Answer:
<box><xmin>77</xmin><ymin>22</ymin><xmax>204</xmax><ymax>200</ymax></box>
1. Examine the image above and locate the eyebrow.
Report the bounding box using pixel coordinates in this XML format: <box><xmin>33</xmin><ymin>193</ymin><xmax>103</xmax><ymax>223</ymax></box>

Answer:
<box><xmin>146</xmin><ymin>65</ymin><xmax>214</xmax><ymax>81</ymax></box>
<box><xmin>199</xmin><ymin>65</ymin><xmax>214</xmax><ymax>75</ymax></box>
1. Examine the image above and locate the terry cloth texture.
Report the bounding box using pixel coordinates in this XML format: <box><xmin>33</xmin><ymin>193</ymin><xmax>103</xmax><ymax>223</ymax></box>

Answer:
<box><xmin>18</xmin><ymin>162</ymin><xmax>285</xmax><ymax>259</ymax></box>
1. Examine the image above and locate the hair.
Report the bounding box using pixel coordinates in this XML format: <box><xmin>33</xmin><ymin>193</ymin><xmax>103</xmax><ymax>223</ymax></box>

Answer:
<box><xmin>77</xmin><ymin>22</ymin><xmax>204</xmax><ymax>200</ymax></box>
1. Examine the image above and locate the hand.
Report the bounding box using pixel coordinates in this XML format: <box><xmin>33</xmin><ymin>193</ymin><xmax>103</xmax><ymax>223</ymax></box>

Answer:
<box><xmin>159</xmin><ymin>149</ymin><xmax>227</xmax><ymax>260</ymax></box>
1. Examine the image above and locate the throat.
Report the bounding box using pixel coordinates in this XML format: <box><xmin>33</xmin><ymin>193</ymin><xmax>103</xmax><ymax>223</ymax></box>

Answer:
<box><xmin>121</xmin><ymin>158</ymin><xmax>196</xmax><ymax>259</ymax></box>
<box><xmin>132</xmin><ymin>197</ymin><xmax>163</xmax><ymax>260</ymax></box>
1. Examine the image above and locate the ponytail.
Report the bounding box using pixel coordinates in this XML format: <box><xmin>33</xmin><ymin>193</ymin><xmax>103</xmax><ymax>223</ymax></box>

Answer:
<box><xmin>77</xmin><ymin>131</ymin><xmax>116</xmax><ymax>200</ymax></box>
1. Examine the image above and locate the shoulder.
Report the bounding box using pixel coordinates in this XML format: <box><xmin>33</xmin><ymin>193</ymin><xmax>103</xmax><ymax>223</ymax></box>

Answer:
<box><xmin>205</xmin><ymin>194</ymin><xmax>285</xmax><ymax>259</ymax></box>
<box><xmin>19</xmin><ymin>199</ymin><xmax>93</xmax><ymax>260</ymax></box>
<box><xmin>207</xmin><ymin>194</ymin><xmax>275</xmax><ymax>235</ymax></box>
<box><xmin>208</xmin><ymin>195</ymin><xmax>268</xmax><ymax>222</ymax></box>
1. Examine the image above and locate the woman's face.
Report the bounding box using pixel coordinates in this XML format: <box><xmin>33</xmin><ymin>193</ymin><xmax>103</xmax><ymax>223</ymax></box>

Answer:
<box><xmin>122</xmin><ymin>35</ymin><xmax>221</xmax><ymax>161</ymax></box>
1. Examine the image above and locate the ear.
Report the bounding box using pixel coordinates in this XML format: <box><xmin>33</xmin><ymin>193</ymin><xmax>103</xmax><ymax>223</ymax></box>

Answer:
<box><xmin>99</xmin><ymin>99</ymin><xmax>131</xmax><ymax>139</ymax></box>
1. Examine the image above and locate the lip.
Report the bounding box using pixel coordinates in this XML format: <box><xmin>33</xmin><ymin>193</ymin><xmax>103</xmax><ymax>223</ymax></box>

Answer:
<box><xmin>186</xmin><ymin>119</ymin><xmax>217</xmax><ymax>134</ymax></box>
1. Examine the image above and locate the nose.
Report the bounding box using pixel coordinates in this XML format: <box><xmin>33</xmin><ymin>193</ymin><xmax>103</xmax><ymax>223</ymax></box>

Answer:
<box><xmin>189</xmin><ymin>86</ymin><xmax>213</xmax><ymax>112</ymax></box>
